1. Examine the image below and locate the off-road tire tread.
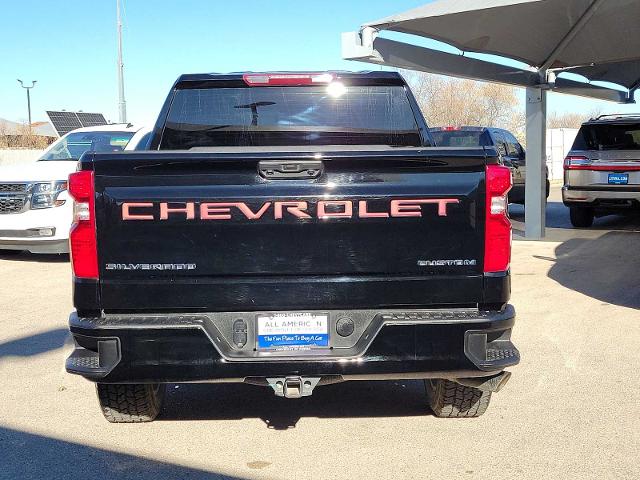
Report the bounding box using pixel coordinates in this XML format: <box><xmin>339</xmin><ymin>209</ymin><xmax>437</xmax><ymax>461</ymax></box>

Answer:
<box><xmin>425</xmin><ymin>379</ymin><xmax>491</xmax><ymax>418</ymax></box>
<box><xmin>96</xmin><ymin>383</ymin><xmax>164</xmax><ymax>423</ymax></box>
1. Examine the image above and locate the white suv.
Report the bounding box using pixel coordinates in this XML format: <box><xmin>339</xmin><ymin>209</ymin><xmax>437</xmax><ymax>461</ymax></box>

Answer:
<box><xmin>0</xmin><ymin>124</ymin><xmax>151</xmax><ymax>254</ymax></box>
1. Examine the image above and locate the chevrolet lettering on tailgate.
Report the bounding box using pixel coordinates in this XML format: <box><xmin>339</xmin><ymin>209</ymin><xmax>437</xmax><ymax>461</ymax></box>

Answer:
<box><xmin>121</xmin><ymin>198</ymin><xmax>460</xmax><ymax>221</ymax></box>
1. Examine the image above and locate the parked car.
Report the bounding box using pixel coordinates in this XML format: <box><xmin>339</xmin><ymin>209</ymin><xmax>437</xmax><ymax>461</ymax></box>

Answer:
<box><xmin>0</xmin><ymin>124</ymin><xmax>151</xmax><ymax>254</ymax></box>
<box><xmin>563</xmin><ymin>113</ymin><xmax>640</xmax><ymax>227</ymax></box>
<box><xmin>429</xmin><ymin>126</ymin><xmax>550</xmax><ymax>204</ymax></box>
<box><xmin>65</xmin><ymin>71</ymin><xmax>519</xmax><ymax>422</ymax></box>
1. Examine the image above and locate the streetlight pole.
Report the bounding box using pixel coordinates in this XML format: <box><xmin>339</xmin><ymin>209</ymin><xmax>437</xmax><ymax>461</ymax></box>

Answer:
<box><xmin>116</xmin><ymin>0</ymin><xmax>127</xmax><ymax>123</ymax></box>
<box><xmin>17</xmin><ymin>79</ymin><xmax>37</xmax><ymax>127</ymax></box>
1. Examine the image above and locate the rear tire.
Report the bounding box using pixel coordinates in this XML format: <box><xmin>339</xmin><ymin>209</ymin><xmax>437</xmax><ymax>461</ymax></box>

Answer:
<box><xmin>96</xmin><ymin>383</ymin><xmax>165</xmax><ymax>423</ymax></box>
<box><xmin>425</xmin><ymin>379</ymin><xmax>491</xmax><ymax>418</ymax></box>
<box><xmin>569</xmin><ymin>206</ymin><xmax>594</xmax><ymax>228</ymax></box>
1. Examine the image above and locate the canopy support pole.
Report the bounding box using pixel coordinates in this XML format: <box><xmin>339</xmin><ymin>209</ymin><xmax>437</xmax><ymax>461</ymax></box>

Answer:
<box><xmin>525</xmin><ymin>87</ymin><xmax>547</xmax><ymax>239</ymax></box>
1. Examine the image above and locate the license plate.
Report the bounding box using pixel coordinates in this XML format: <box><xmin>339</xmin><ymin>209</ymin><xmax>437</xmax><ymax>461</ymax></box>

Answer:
<box><xmin>608</xmin><ymin>173</ymin><xmax>628</xmax><ymax>185</ymax></box>
<box><xmin>257</xmin><ymin>313</ymin><xmax>328</xmax><ymax>350</ymax></box>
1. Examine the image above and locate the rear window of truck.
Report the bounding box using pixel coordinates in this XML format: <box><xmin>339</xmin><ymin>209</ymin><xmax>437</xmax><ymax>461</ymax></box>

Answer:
<box><xmin>573</xmin><ymin>123</ymin><xmax>640</xmax><ymax>151</ymax></box>
<box><xmin>160</xmin><ymin>85</ymin><xmax>422</xmax><ymax>148</ymax></box>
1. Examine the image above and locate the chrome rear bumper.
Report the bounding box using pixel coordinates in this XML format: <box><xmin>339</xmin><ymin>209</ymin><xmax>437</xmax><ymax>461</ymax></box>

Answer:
<box><xmin>562</xmin><ymin>186</ymin><xmax>640</xmax><ymax>204</ymax></box>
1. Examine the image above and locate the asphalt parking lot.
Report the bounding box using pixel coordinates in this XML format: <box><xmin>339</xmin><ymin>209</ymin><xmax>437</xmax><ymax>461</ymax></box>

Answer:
<box><xmin>0</xmin><ymin>186</ymin><xmax>638</xmax><ymax>480</ymax></box>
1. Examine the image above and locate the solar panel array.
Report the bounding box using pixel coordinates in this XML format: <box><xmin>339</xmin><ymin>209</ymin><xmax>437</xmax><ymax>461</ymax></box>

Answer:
<box><xmin>46</xmin><ymin>111</ymin><xmax>108</xmax><ymax>136</ymax></box>
<box><xmin>76</xmin><ymin>112</ymin><xmax>108</xmax><ymax>128</ymax></box>
<box><xmin>46</xmin><ymin>111</ymin><xmax>82</xmax><ymax>136</ymax></box>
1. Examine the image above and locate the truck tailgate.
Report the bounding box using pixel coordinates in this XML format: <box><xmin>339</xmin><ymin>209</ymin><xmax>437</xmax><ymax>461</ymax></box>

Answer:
<box><xmin>92</xmin><ymin>148</ymin><xmax>488</xmax><ymax>311</ymax></box>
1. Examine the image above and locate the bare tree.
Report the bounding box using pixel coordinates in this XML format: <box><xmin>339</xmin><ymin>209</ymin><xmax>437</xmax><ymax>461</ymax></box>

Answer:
<box><xmin>402</xmin><ymin>70</ymin><xmax>524</xmax><ymax>140</ymax></box>
<box><xmin>10</xmin><ymin>124</ymin><xmax>51</xmax><ymax>149</ymax></box>
<box><xmin>401</xmin><ymin>71</ymin><xmax>611</xmax><ymax>144</ymax></box>
<box><xmin>587</xmin><ymin>106</ymin><xmax>605</xmax><ymax>120</ymax></box>
<box><xmin>547</xmin><ymin>111</ymin><xmax>589</xmax><ymax>129</ymax></box>
<box><xmin>0</xmin><ymin>121</ymin><xmax>8</xmax><ymax>148</ymax></box>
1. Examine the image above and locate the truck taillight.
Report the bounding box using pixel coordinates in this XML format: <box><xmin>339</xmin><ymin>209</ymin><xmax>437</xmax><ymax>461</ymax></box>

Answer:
<box><xmin>484</xmin><ymin>164</ymin><xmax>512</xmax><ymax>273</ymax></box>
<box><xmin>68</xmin><ymin>170</ymin><xmax>98</xmax><ymax>279</ymax></box>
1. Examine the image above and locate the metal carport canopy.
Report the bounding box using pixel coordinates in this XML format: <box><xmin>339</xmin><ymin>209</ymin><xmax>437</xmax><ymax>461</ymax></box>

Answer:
<box><xmin>342</xmin><ymin>0</ymin><xmax>640</xmax><ymax>239</ymax></box>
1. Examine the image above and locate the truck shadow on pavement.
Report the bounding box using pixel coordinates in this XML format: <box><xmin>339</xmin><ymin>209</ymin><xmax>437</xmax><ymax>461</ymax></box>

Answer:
<box><xmin>0</xmin><ymin>251</ymin><xmax>69</xmax><ymax>263</ymax></box>
<box><xmin>0</xmin><ymin>426</ymin><xmax>247</xmax><ymax>480</ymax></box>
<box><xmin>510</xmin><ymin>201</ymin><xmax>640</xmax><ymax>237</ymax></box>
<box><xmin>160</xmin><ymin>380</ymin><xmax>430</xmax><ymax>429</ymax></box>
<box><xmin>0</xmin><ymin>328</ymin><xmax>68</xmax><ymax>359</ymax></box>
<box><xmin>546</xmin><ymin>231</ymin><xmax>640</xmax><ymax>310</ymax></box>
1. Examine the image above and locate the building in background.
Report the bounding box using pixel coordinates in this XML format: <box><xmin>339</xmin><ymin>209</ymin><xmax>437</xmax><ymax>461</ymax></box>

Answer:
<box><xmin>546</xmin><ymin>128</ymin><xmax>579</xmax><ymax>181</ymax></box>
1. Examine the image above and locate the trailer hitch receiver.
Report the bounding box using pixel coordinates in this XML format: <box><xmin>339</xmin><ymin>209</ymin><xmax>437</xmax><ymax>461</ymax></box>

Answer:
<box><xmin>267</xmin><ymin>377</ymin><xmax>321</xmax><ymax>398</ymax></box>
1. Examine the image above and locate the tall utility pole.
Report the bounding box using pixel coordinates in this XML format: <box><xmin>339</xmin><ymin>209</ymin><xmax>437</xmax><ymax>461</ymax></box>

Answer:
<box><xmin>17</xmin><ymin>80</ymin><xmax>37</xmax><ymax>127</ymax></box>
<box><xmin>116</xmin><ymin>0</ymin><xmax>127</xmax><ymax>123</ymax></box>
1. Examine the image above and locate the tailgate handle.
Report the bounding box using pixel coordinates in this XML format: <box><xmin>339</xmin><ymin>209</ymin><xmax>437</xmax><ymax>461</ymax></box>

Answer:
<box><xmin>258</xmin><ymin>160</ymin><xmax>323</xmax><ymax>179</ymax></box>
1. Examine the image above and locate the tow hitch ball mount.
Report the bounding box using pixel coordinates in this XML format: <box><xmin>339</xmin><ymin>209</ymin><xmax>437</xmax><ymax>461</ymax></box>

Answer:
<box><xmin>267</xmin><ymin>377</ymin><xmax>321</xmax><ymax>398</ymax></box>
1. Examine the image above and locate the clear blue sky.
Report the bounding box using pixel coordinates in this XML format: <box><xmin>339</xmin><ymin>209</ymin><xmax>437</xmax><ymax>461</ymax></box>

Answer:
<box><xmin>1</xmin><ymin>0</ymin><xmax>635</xmax><ymax>126</ymax></box>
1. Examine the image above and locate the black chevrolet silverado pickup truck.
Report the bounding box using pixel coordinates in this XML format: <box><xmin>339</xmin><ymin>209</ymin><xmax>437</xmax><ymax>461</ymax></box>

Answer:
<box><xmin>65</xmin><ymin>71</ymin><xmax>519</xmax><ymax>422</ymax></box>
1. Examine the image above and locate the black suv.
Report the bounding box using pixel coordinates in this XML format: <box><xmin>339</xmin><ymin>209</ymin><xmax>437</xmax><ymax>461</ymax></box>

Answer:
<box><xmin>430</xmin><ymin>126</ymin><xmax>550</xmax><ymax>204</ymax></box>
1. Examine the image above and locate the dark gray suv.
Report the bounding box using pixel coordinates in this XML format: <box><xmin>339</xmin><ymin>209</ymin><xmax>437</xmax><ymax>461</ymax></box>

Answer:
<box><xmin>430</xmin><ymin>126</ymin><xmax>549</xmax><ymax>204</ymax></box>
